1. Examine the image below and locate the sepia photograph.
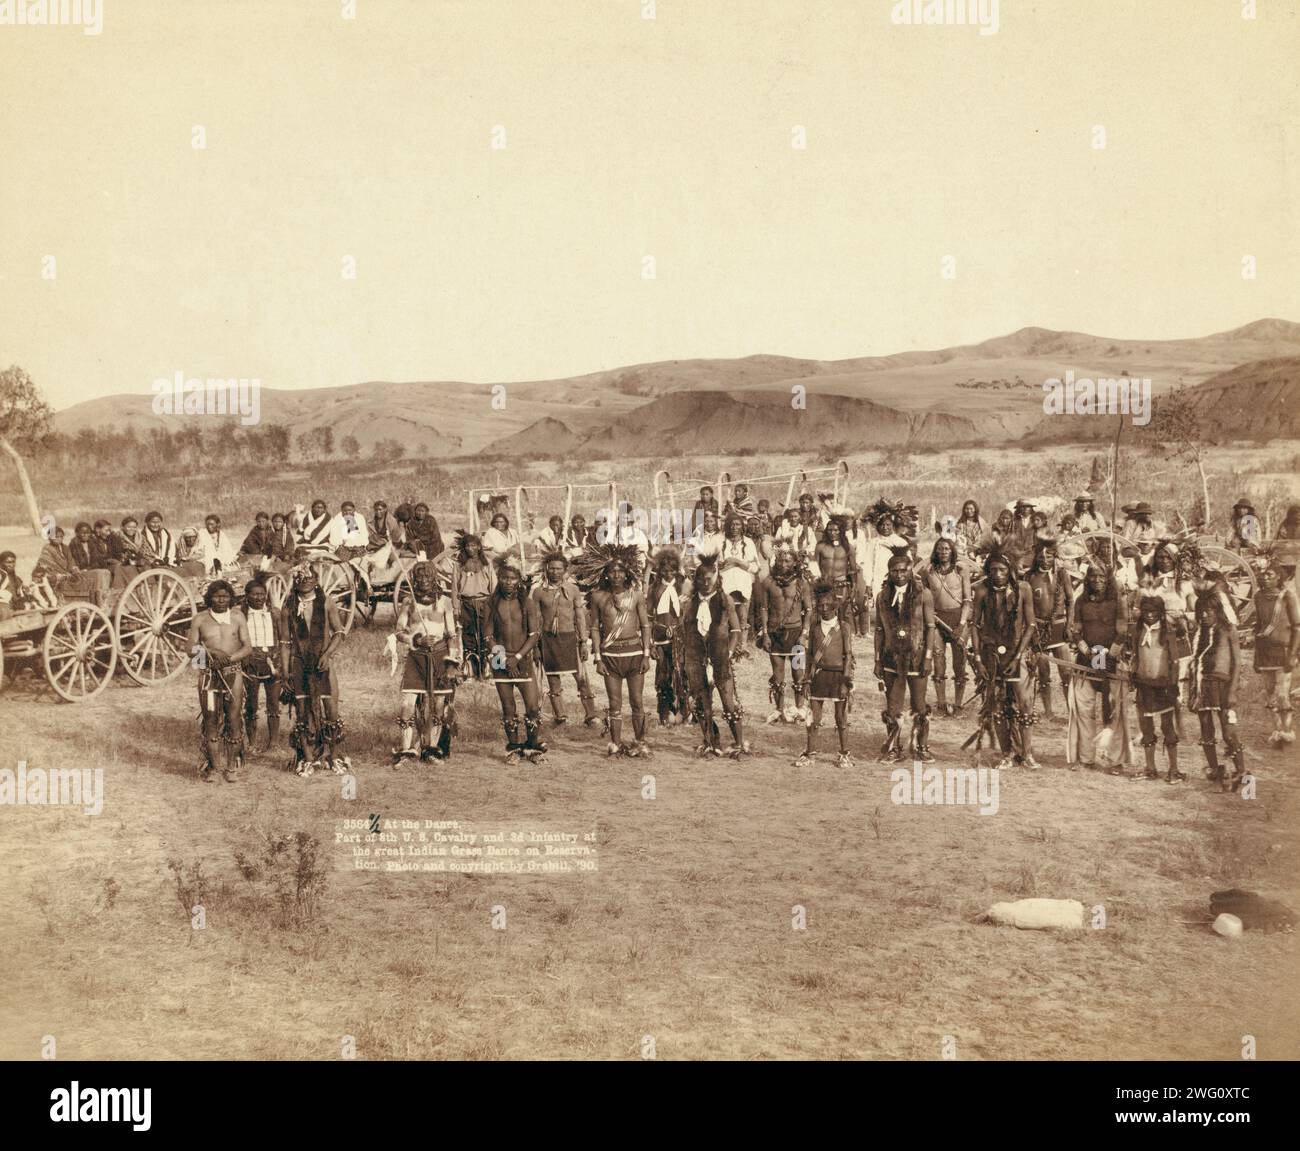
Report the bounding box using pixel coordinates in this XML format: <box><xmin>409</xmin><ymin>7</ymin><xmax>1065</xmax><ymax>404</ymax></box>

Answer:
<box><xmin>0</xmin><ymin>0</ymin><xmax>1296</xmax><ymax>1115</ymax></box>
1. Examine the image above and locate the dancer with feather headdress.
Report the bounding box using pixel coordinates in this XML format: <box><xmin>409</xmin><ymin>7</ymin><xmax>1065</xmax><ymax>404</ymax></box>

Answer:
<box><xmin>574</xmin><ymin>542</ymin><xmax>653</xmax><ymax>757</ymax></box>
<box><xmin>392</xmin><ymin>561</ymin><xmax>461</xmax><ymax>764</ymax></box>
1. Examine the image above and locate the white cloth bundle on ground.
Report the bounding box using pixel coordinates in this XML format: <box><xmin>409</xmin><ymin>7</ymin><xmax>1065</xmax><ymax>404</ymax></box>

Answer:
<box><xmin>987</xmin><ymin>898</ymin><xmax>1085</xmax><ymax>930</ymax></box>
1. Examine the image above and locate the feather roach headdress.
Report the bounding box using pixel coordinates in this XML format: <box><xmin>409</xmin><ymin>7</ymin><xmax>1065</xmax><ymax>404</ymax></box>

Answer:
<box><xmin>571</xmin><ymin>542</ymin><xmax>644</xmax><ymax>591</ymax></box>
<box><xmin>769</xmin><ymin>541</ymin><xmax>812</xmax><ymax>586</ymax></box>
<box><xmin>866</xmin><ymin>497</ymin><xmax>918</xmax><ymax>537</ymax></box>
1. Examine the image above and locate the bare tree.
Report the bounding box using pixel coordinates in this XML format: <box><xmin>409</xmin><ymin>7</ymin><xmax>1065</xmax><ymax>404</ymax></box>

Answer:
<box><xmin>0</xmin><ymin>365</ymin><xmax>53</xmax><ymax>534</ymax></box>
<box><xmin>341</xmin><ymin>434</ymin><xmax>361</xmax><ymax>460</ymax></box>
<box><xmin>1151</xmin><ymin>384</ymin><xmax>1214</xmax><ymax>528</ymax></box>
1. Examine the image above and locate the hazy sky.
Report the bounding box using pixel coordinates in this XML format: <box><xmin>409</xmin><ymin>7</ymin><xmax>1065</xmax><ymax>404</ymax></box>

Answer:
<box><xmin>2</xmin><ymin>0</ymin><xmax>1297</xmax><ymax>409</ymax></box>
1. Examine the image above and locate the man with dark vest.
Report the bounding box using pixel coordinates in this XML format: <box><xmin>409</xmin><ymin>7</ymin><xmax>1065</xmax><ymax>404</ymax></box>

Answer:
<box><xmin>681</xmin><ymin>553</ymin><xmax>746</xmax><ymax>758</ymax></box>
<box><xmin>647</xmin><ymin>546</ymin><xmax>689</xmax><ymax>725</ymax></box>
<box><xmin>875</xmin><ymin>549</ymin><xmax>935</xmax><ymax>763</ymax></box>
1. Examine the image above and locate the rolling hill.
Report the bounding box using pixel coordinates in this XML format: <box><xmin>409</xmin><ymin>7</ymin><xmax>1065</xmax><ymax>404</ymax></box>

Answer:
<box><xmin>53</xmin><ymin>319</ymin><xmax>1300</xmax><ymax>457</ymax></box>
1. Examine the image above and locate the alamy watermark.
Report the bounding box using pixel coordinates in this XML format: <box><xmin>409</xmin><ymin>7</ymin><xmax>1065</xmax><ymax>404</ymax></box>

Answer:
<box><xmin>151</xmin><ymin>371</ymin><xmax>261</xmax><ymax>426</ymax></box>
<box><xmin>0</xmin><ymin>759</ymin><xmax>103</xmax><ymax>815</ymax></box>
<box><xmin>891</xmin><ymin>0</ymin><xmax>998</xmax><ymax>36</ymax></box>
<box><xmin>0</xmin><ymin>0</ymin><xmax>103</xmax><ymax>35</ymax></box>
<box><xmin>1042</xmin><ymin>369</ymin><xmax>1151</xmax><ymax>427</ymax></box>
<box><xmin>891</xmin><ymin>761</ymin><xmax>999</xmax><ymax>815</ymax></box>
<box><xmin>50</xmin><ymin>1083</ymin><xmax>151</xmax><ymax>1131</ymax></box>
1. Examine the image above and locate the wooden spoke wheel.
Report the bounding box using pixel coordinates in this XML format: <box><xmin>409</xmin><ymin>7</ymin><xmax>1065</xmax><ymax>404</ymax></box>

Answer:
<box><xmin>1198</xmin><ymin>545</ymin><xmax>1259</xmax><ymax>632</ymax></box>
<box><xmin>351</xmin><ymin>568</ymin><xmax>375</xmax><ymax>627</ymax></box>
<box><xmin>391</xmin><ymin>561</ymin><xmax>419</xmax><ymax>617</ymax></box>
<box><xmin>114</xmin><ymin>567</ymin><xmax>198</xmax><ymax>687</ymax></box>
<box><xmin>43</xmin><ymin>602</ymin><xmax>118</xmax><ymax>702</ymax></box>
<box><xmin>1075</xmin><ymin>529</ymin><xmax>1138</xmax><ymax>567</ymax></box>
<box><xmin>262</xmin><ymin>571</ymin><xmax>290</xmax><ymax>612</ymax></box>
<box><xmin>318</xmin><ymin>561</ymin><xmax>358</xmax><ymax>635</ymax></box>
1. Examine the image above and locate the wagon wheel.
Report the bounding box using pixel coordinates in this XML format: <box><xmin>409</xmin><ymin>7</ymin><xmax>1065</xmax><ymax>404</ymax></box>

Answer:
<box><xmin>319</xmin><ymin>561</ymin><xmax>358</xmax><ymax>635</ymax></box>
<box><xmin>1197</xmin><ymin>545</ymin><xmax>1258</xmax><ymax>632</ymax></box>
<box><xmin>43</xmin><ymin>602</ymin><xmax>118</xmax><ymax>702</ymax></box>
<box><xmin>1075</xmin><ymin>529</ymin><xmax>1139</xmax><ymax>568</ymax></box>
<box><xmin>351</xmin><ymin>568</ymin><xmax>375</xmax><ymax>627</ymax></box>
<box><xmin>114</xmin><ymin>567</ymin><xmax>198</xmax><ymax>686</ymax></box>
<box><xmin>392</xmin><ymin>560</ymin><xmax>419</xmax><ymax>616</ymax></box>
<box><xmin>262</xmin><ymin>572</ymin><xmax>289</xmax><ymax>612</ymax></box>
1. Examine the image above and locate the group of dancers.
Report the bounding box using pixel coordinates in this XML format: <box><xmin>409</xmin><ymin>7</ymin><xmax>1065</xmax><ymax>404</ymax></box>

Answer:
<box><xmin>167</xmin><ymin>487</ymin><xmax>1298</xmax><ymax>783</ymax></box>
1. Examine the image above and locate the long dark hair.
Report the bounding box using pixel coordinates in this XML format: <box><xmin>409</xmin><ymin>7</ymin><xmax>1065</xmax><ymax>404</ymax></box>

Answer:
<box><xmin>879</xmin><ymin>551</ymin><xmax>921</xmax><ymax>616</ymax></box>
<box><xmin>982</xmin><ymin>552</ymin><xmax>1020</xmax><ymax>632</ymax></box>
<box><xmin>957</xmin><ymin>500</ymin><xmax>980</xmax><ymax>524</ymax></box>
<box><xmin>203</xmin><ymin>580</ymin><xmax>235</xmax><ymax>609</ymax></box>
<box><xmin>1083</xmin><ymin>565</ymin><xmax>1116</xmax><ymax>603</ymax></box>
<box><xmin>929</xmin><ymin>538</ymin><xmax>956</xmax><ymax>570</ymax></box>
<box><xmin>492</xmin><ymin>559</ymin><xmax>528</xmax><ymax>605</ymax></box>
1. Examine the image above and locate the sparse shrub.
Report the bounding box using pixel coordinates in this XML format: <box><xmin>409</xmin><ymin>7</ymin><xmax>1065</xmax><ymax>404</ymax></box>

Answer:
<box><xmin>233</xmin><ymin>830</ymin><xmax>329</xmax><ymax>931</ymax></box>
<box><xmin>166</xmin><ymin>858</ymin><xmax>207</xmax><ymax>920</ymax></box>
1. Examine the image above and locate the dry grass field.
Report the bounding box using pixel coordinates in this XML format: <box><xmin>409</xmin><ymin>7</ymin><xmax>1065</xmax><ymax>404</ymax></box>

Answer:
<box><xmin>1</xmin><ymin>585</ymin><xmax>1297</xmax><ymax>1061</ymax></box>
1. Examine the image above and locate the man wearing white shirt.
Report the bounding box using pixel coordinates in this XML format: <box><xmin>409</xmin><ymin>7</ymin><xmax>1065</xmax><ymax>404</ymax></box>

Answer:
<box><xmin>194</xmin><ymin>513</ymin><xmax>240</xmax><ymax>577</ymax></box>
<box><xmin>719</xmin><ymin>517</ymin><xmax>760</xmax><ymax>656</ymax></box>
<box><xmin>861</xmin><ymin>514</ymin><xmax>910</xmax><ymax>599</ymax></box>
<box><xmin>850</xmin><ymin>514</ymin><xmax>874</xmax><ymax>636</ymax></box>
<box><xmin>774</xmin><ymin>506</ymin><xmax>801</xmax><ymax>546</ymax></box>
<box><xmin>242</xmin><ymin>578</ymin><xmax>281</xmax><ymax>752</ymax></box>
<box><xmin>532</xmin><ymin>515</ymin><xmax>567</xmax><ymax>563</ymax></box>
<box><xmin>610</xmin><ymin>503</ymin><xmax>652</xmax><ymax>574</ymax></box>
<box><xmin>790</xmin><ymin>511</ymin><xmax>822</xmax><ymax>577</ymax></box>
<box><xmin>481</xmin><ymin>513</ymin><xmax>521</xmax><ymax>566</ymax></box>
<box><xmin>687</xmin><ymin>511</ymin><xmax>724</xmax><ymax>569</ymax></box>
<box><xmin>328</xmin><ymin>500</ymin><xmax>370</xmax><ymax>557</ymax></box>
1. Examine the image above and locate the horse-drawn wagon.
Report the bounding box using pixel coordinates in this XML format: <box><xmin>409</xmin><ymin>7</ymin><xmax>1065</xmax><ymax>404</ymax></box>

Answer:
<box><xmin>0</xmin><ymin>565</ymin><xmax>199</xmax><ymax>700</ymax></box>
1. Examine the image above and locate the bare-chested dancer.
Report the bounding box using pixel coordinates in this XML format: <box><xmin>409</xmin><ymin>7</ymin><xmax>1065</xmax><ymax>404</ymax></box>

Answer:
<box><xmin>188</xmin><ymin>579</ymin><xmax>252</xmax><ymax>782</ymax></box>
